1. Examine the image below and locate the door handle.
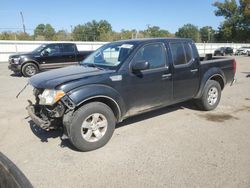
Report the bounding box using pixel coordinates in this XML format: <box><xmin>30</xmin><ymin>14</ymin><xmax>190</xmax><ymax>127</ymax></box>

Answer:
<box><xmin>190</xmin><ymin>69</ymin><xmax>198</xmax><ymax>73</ymax></box>
<box><xmin>162</xmin><ymin>73</ymin><xmax>172</xmax><ymax>80</ymax></box>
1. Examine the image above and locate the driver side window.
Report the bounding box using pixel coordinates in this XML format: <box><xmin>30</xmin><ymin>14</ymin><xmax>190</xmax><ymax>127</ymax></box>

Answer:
<box><xmin>133</xmin><ymin>43</ymin><xmax>166</xmax><ymax>69</ymax></box>
<box><xmin>42</xmin><ymin>44</ymin><xmax>62</xmax><ymax>56</ymax></box>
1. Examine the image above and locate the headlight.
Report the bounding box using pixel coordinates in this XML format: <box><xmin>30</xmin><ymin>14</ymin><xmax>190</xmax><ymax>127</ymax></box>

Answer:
<box><xmin>13</xmin><ymin>57</ymin><xmax>21</xmax><ymax>64</ymax></box>
<box><xmin>39</xmin><ymin>89</ymin><xmax>65</xmax><ymax>105</ymax></box>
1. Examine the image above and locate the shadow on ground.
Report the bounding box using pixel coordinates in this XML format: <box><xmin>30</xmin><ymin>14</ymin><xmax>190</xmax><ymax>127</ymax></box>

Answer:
<box><xmin>242</xmin><ymin>72</ymin><xmax>250</xmax><ymax>78</ymax></box>
<box><xmin>10</xmin><ymin>73</ymin><xmax>22</xmax><ymax>77</ymax></box>
<box><xmin>28</xmin><ymin>120</ymin><xmax>78</xmax><ymax>151</ymax></box>
<box><xmin>27</xmin><ymin>101</ymin><xmax>199</xmax><ymax>150</ymax></box>
<box><xmin>117</xmin><ymin>101</ymin><xmax>198</xmax><ymax>128</ymax></box>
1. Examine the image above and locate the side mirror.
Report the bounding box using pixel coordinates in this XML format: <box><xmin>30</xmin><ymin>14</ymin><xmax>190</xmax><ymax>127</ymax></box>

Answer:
<box><xmin>132</xmin><ymin>61</ymin><xmax>150</xmax><ymax>72</ymax></box>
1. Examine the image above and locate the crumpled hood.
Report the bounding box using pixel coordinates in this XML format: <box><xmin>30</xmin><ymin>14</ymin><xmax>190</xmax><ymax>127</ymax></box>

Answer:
<box><xmin>29</xmin><ymin>65</ymin><xmax>113</xmax><ymax>89</ymax></box>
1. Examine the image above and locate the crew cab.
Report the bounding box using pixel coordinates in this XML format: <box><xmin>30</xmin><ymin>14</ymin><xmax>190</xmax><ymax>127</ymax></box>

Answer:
<box><xmin>8</xmin><ymin>43</ymin><xmax>93</xmax><ymax>77</ymax></box>
<box><xmin>26</xmin><ymin>38</ymin><xmax>236</xmax><ymax>151</ymax></box>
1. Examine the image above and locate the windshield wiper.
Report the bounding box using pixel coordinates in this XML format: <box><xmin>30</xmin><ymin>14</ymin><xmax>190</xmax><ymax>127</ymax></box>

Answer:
<box><xmin>82</xmin><ymin>63</ymin><xmax>106</xmax><ymax>70</ymax></box>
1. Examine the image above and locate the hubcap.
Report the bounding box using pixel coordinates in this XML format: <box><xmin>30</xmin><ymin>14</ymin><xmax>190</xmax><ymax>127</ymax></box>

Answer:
<box><xmin>26</xmin><ymin>65</ymin><xmax>36</xmax><ymax>76</ymax></box>
<box><xmin>207</xmin><ymin>87</ymin><xmax>218</xmax><ymax>105</ymax></box>
<box><xmin>81</xmin><ymin>113</ymin><xmax>108</xmax><ymax>142</ymax></box>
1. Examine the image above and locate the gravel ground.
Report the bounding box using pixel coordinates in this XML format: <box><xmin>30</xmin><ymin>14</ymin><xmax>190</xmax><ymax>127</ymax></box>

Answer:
<box><xmin>0</xmin><ymin>56</ymin><xmax>250</xmax><ymax>188</ymax></box>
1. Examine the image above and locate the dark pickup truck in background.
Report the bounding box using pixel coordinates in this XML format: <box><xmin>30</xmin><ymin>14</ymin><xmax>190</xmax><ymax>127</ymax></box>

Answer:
<box><xmin>214</xmin><ymin>47</ymin><xmax>234</xmax><ymax>56</ymax></box>
<box><xmin>8</xmin><ymin>43</ymin><xmax>93</xmax><ymax>77</ymax></box>
<box><xmin>26</xmin><ymin>38</ymin><xmax>236</xmax><ymax>151</ymax></box>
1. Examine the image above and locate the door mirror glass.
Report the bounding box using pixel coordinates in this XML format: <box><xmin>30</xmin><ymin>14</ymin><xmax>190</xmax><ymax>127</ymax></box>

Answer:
<box><xmin>132</xmin><ymin>61</ymin><xmax>150</xmax><ymax>72</ymax></box>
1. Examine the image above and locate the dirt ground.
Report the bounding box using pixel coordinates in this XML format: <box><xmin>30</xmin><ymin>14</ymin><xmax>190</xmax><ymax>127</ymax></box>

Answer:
<box><xmin>0</xmin><ymin>56</ymin><xmax>250</xmax><ymax>188</ymax></box>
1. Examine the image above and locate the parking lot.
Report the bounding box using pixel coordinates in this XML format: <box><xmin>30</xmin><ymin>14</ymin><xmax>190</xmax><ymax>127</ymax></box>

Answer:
<box><xmin>0</xmin><ymin>56</ymin><xmax>250</xmax><ymax>188</ymax></box>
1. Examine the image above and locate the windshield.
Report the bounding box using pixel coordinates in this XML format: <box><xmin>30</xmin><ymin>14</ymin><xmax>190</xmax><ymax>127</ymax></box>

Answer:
<box><xmin>81</xmin><ymin>42</ymin><xmax>135</xmax><ymax>69</ymax></box>
<box><xmin>32</xmin><ymin>44</ymin><xmax>46</xmax><ymax>53</ymax></box>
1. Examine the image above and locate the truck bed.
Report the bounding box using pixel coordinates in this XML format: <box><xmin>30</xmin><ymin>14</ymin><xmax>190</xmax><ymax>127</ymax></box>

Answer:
<box><xmin>200</xmin><ymin>57</ymin><xmax>235</xmax><ymax>86</ymax></box>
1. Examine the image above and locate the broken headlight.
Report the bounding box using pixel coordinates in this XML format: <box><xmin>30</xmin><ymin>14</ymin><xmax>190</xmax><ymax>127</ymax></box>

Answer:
<box><xmin>39</xmin><ymin>89</ymin><xmax>65</xmax><ymax>106</ymax></box>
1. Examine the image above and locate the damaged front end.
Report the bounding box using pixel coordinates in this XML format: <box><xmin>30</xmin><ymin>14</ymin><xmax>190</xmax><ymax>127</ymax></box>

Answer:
<box><xmin>26</xmin><ymin>87</ymin><xmax>75</xmax><ymax>131</ymax></box>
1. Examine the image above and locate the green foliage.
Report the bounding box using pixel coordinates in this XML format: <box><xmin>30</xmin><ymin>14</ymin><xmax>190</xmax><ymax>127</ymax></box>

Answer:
<box><xmin>144</xmin><ymin>26</ymin><xmax>171</xmax><ymax>38</ymax></box>
<box><xmin>213</xmin><ymin>0</ymin><xmax>250</xmax><ymax>42</ymax></box>
<box><xmin>72</xmin><ymin>20</ymin><xmax>112</xmax><ymax>41</ymax></box>
<box><xmin>0</xmin><ymin>31</ymin><xmax>32</xmax><ymax>40</ymax></box>
<box><xmin>55</xmin><ymin>30</ymin><xmax>72</xmax><ymax>41</ymax></box>
<box><xmin>200</xmin><ymin>26</ymin><xmax>215</xmax><ymax>42</ymax></box>
<box><xmin>175</xmin><ymin>24</ymin><xmax>201</xmax><ymax>42</ymax></box>
<box><xmin>0</xmin><ymin>32</ymin><xmax>16</xmax><ymax>40</ymax></box>
<box><xmin>34</xmin><ymin>24</ymin><xmax>55</xmax><ymax>40</ymax></box>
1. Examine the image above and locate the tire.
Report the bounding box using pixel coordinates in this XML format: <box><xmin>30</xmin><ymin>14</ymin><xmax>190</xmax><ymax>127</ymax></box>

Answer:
<box><xmin>21</xmin><ymin>63</ymin><xmax>38</xmax><ymax>77</ymax></box>
<box><xmin>196</xmin><ymin>80</ymin><xmax>221</xmax><ymax>111</ymax></box>
<box><xmin>69</xmin><ymin>102</ymin><xmax>116</xmax><ymax>151</ymax></box>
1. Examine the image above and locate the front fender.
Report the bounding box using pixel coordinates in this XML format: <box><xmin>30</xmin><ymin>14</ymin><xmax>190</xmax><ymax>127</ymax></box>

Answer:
<box><xmin>20</xmin><ymin>58</ymin><xmax>40</xmax><ymax>69</ymax></box>
<box><xmin>67</xmin><ymin>84</ymin><xmax>126</xmax><ymax>117</ymax></box>
<box><xmin>195</xmin><ymin>67</ymin><xmax>225</xmax><ymax>98</ymax></box>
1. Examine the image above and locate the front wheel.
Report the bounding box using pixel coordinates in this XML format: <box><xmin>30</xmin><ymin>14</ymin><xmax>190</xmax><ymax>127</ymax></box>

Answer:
<box><xmin>69</xmin><ymin>102</ymin><xmax>116</xmax><ymax>151</ymax></box>
<box><xmin>22</xmin><ymin>63</ymin><xmax>38</xmax><ymax>77</ymax></box>
<box><xmin>196</xmin><ymin>80</ymin><xmax>221</xmax><ymax>111</ymax></box>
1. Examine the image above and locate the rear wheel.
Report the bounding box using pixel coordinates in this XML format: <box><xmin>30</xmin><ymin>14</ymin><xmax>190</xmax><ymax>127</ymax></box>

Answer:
<box><xmin>22</xmin><ymin>63</ymin><xmax>38</xmax><ymax>77</ymax></box>
<box><xmin>68</xmin><ymin>102</ymin><xmax>116</xmax><ymax>151</ymax></box>
<box><xmin>196</xmin><ymin>80</ymin><xmax>221</xmax><ymax>111</ymax></box>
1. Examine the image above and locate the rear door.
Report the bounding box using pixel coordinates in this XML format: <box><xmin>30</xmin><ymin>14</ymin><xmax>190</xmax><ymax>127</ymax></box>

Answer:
<box><xmin>169</xmin><ymin>42</ymin><xmax>200</xmax><ymax>101</ymax></box>
<box><xmin>61</xmin><ymin>44</ymin><xmax>79</xmax><ymax>66</ymax></box>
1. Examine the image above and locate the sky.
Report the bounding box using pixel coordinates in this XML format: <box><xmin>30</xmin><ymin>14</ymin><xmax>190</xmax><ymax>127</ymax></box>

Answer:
<box><xmin>0</xmin><ymin>0</ymin><xmax>225</xmax><ymax>33</ymax></box>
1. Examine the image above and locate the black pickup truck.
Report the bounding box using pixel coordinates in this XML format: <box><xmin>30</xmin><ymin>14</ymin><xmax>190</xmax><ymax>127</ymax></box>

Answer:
<box><xmin>26</xmin><ymin>38</ymin><xmax>236</xmax><ymax>151</ymax></box>
<box><xmin>8</xmin><ymin>43</ymin><xmax>93</xmax><ymax>77</ymax></box>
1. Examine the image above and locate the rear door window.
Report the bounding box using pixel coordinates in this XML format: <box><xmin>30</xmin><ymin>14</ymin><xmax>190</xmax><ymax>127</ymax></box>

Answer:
<box><xmin>183</xmin><ymin>43</ymin><xmax>193</xmax><ymax>63</ymax></box>
<box><xmin>170</xmin><ymin>42</ymin><xmax>193</xmax><ymax>66</ymax></box>
<box><xmin>63</xmin><ymin>44</ymin><xmax>76</xmax><ymax>53</ymax></box>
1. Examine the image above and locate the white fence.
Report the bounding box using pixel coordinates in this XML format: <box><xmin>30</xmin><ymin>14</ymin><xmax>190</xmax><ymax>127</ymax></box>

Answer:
<box><xmin>0</xmin><ymin>40</ymin><xmax>250</xmax><ymax>62</ymax></box>
<box><xmin>0</xmin><ymin>40</ymin><xmax>107</xmax><ymax>62</ymax></box>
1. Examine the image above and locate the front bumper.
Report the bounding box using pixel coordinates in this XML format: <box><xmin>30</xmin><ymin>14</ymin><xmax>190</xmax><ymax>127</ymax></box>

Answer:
<box><xmin>8</xmin><ymin>63</ymin><xmax>21</xmax><ymax>72</ymax></box>
<box><xmin>26</xmin><ymin>105</ymin><xmax>51</xmax><ymax>130</ymax></box>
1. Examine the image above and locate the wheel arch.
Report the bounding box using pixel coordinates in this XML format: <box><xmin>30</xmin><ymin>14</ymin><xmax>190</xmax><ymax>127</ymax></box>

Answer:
<box><xmin>67</xmin><ymin>84</ymin><xmax>126</xmax><ymax>122</ymax></box>
<box><xmin>76</xmin><ymin>96</ymin><xmax>122</xmax><ymax>122</ymax></box>
<box><xmin>21</xmin><ymin>60</ymin><xmax>40</xmax><ymax>71</ymax></box>
<box><xmin>195</xmin><ymin>67</ymin><xmax>226</xmax><ymax>99</ymax></box>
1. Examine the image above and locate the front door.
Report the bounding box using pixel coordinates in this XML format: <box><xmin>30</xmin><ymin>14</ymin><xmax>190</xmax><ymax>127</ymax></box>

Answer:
<box><xmin>124</xmin><ymin>43</ymin><xmax>173</xmax><ymax>116</ymax></box>
<box><xmin>39</xmin><ymin>44</ymin><xmax>64</xmax><ymax>69</ymax></box>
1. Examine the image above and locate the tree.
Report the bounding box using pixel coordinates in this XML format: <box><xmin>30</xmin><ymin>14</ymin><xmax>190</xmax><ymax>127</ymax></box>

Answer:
<box><xmin>34</xmin><ymin>24</ymin><xmax>45</xmax><ymax>39</ymax></box>
<box><xmin>145</xmin><ymin>26</ymin><xmax>171</xmax><ymax>38</ymax></box>
<box><xmin>44</xmin><ymin>24</ymin><xmax>56</xmax><ymax>40</ymax></box>
<box><xmin>16</xmin><ymin>32</ymin><xmax>32</xmax><ymax>40</ymax></box>
<box><xmin>55</xmin><ymin>30</ymin><xmax>72</xmax><ymax>41</ymax></box>
<box><xmin>213</xmin><ymin>0</ymin><xmax>250</xmax><ymax>42</ymax></box>
<box><xmin>0</xmin><ymin>32</ymin><xmax>16</xmax><ymax>40</ymax></box>
<box><xmin>72</xmin><ymin>20</ymin><xmax>112</xmax><ymax>41</ymax></box>
<box><xmin>200</xmin><ymin>26</ymin><xmax>215</xmax><ymax>42</ymax></box>
<box><xmin>175</xmin><ymin>24</ymin><xmax>200</xmax><ymax>42</ymax></box>
<box><xmin>34</xmin><ymin>24</ymin><xmax>55</xmax><ymax>40</ymax></box>
<box><xmin>97</xmin><ymin>20</ymin><xmax>112</xmax><ymax>41</ymax></box>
